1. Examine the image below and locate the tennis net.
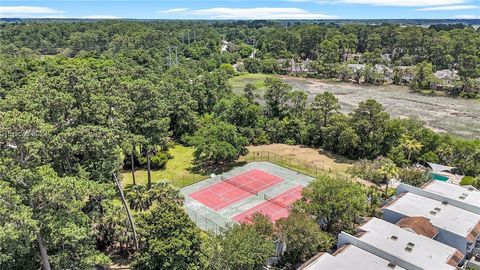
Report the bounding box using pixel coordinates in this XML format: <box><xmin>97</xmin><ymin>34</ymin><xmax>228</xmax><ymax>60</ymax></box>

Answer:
<box><xmin>221</xmin><ymin>175</ymin><xmax>258</xmax><ymax>195</ymax></box>
<box><xmin>263</xmin><ymin>194</ymin><xmax>290</xmax><ymax>209</ymax></box>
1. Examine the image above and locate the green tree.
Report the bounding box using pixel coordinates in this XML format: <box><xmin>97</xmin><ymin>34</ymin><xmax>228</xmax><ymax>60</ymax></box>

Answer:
<box><xmin>243</xmin><ymin>83</ymin><xmax>257</xmax><ymax>102</ymax></box>
<box><xmin>351</xmin><ymin>99</ymin><xmax>390</xmax><ymax>159</ymax></box>
<box><xmin>189</xmin><ymin>118</ymin><xmax>248</xmax><ymax>167</ymax></box>
<box><xmin>288</xmin><ymin>90</ymin><xmax>308</xmax><ymax>118</ymax></box>
<box><xmin>398</xmin><ymin>167</ymin><xmax>431</xmax><ymax>187</ymax></box>
<box><xmin>298</xmin><ymin>174</ymin><xmax>367</xmax><ymax>233</ymax></box>
<box><xmin>377</xmin><ymin>162</ymin><xmax>399</xmax><ymax>198</ymax></box>
<box><xmin>276</xmin><ymin>212</ymin><xmax>334</xmax><ymax>269</ymax></box>
<box><xmin>0</xmin><ymin>181</ymin><xmax>38</xmax><ymax>269</ymax></box>
<box><xmin>311</xmin><ymin>92</ymin><xmax>340</xmax><ymax>127</ymax></box>
<box><xmin>264</xmin><ymin>77</ymin><xmax>292</xmax><ymax>118</ymax></box>
<box><xmin>400</xmin><ymin>134</ymin><xmax>423</xmax><ymax>161</ymax></box>
<box><xmin>127</xmin><ymin>80</ymin><xmax>171</xmax><ymax>189</ymax></box>
<box><xmin>132</xmin><ymin>202</ymin><xmax>207</xmax><ymax>270</ymax></box>
<box><xmin>211</xmin><ymin>223</ymin><xmax>274</xmax><ymax>270</ymax></box>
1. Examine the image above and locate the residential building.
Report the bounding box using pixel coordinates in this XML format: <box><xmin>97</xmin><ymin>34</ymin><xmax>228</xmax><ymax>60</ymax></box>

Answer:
<box><xmin>298</xmin><ymin>243</ymin><xmax>406</xmax><ymax>270</ymax></box>
<box><xmin>383</xmin><ymin>191</ymin><xmax>480</xmax><ymax>255</ymax></box>
<box><xmin>342</xmin><ymin>217</ymin><xmax>464</xmax><ymax>269</ymax></box>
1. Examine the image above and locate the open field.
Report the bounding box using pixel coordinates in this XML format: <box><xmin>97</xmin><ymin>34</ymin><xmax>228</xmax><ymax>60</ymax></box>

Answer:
<box><xmin>243</xmin><ymin>144</ymin><xmax>374</xmax><ymax>186</ymax></box>
<box><xmin>230</xmin><ymin>73</ymin><xmax>273</xmax><ymax>95</ymax></box>
<box><xmin>244</xmin><ymin>144</ymin><xmax>352</xmax><ymax>173</ymax></box>
<box><xmin>230</xmin><ymin>74</ymin><xmax>480</xmax><ymax>139</ymax></box>
<box><xmin>121</xmin><ymin>145</ymin><xmax>207</xmax><ymax>188</ymax></box>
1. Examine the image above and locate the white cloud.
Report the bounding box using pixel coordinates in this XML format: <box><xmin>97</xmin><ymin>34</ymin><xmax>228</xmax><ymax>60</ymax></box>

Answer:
<box><xmin>416</xmin><ymin>5</ymin><xmax>479</xmax><ymax>10</ymax></box>
<box><xmin>0</xmin><ymin>6</ymin><xmax>63</xmax><ymax>14</ymax></box>
<box><xmin>338</xmin><ymin>0</ymin><xmax>466</xmax><ymax>7</ymax></box>
<box><xmin>81</xmin><ymin>15</ymin><xmax>120</xmax><ymax>19</ymax></box>
<box><xmin>162</xmin><ymin>7</ymin><xmax>337</xmax><ymax>19</ymax></box>
<box><xmin>158</xmin><ymin>8</ymin><xmax>190</xmax><ymax>14</ymax></box>
<box><xmin>454</xmin><ymin>14</ymin><xmax>480</xmax><ymax>19</ymax></box>
<box><xmin>0</xmin><ymin>6</ymin><xmax>64</xmax><ymax>17</ymax></box>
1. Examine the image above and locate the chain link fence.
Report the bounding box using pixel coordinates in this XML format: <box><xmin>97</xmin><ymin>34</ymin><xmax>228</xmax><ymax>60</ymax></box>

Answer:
<box><xmin>186</xmin><ymin>208</ymin><xmax>225</xmax><ymax>235</ymax></box>
<box><xmin>244</xmin><ymin>150</ymin><xmax>341</xmax><ymax>178</ymax></box>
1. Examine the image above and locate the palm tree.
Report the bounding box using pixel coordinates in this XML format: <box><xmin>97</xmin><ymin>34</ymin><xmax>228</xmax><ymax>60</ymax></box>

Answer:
<box><xmin>113</xmin><ymin>174</ymin><xmax>139</xmax><ymax>250</ymax></box>
<box><xmin>149</xmin><ymin>181</ymin><xmax>184</xmax><ymax>206</ymax></box>
<box><xmin>124</xmin><ymin>184</ymin><xmax>152</xmax><ymax>211</ymax></box>
<box><xmin>378</xmin><ymin>163</ymin><xmax>399</xmax><ymax>198</ymax></box>
<box><xmin>401</xmin><ymin>134</ymin><xmax>423</xmax><ymax>162</ymax></box>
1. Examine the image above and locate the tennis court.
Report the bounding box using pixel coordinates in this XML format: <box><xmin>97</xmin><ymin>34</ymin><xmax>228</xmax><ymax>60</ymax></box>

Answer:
<box><xmin>181</xmin><ymin>162</ymin><xmax>315</xmax><ymax>234</ymax></box>
<box><xmin>233</xmin><ymin>185</ymin><xmax>303</xmax><ymax>223</ymax></box>
<box><xmin>189</xmin><ymin>169</ymin><xmax>282</xmax><ymax>210</ymax></box>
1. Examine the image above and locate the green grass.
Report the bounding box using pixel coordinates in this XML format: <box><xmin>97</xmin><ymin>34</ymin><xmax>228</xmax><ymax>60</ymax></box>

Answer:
<box><xmin>122</xmin><ymin>145</ymin><xmax>207</xmax><ymax>188</ymax></box>
<box><xmin>229</xmin><ymin>73</ymin><xmax>273</xmax><ymax>95</ymax></box>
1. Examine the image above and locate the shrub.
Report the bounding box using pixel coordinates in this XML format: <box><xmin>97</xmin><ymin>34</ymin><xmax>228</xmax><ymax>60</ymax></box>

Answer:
<box><xmin>398</xmin><ymin>167</ymin><xmax>430</xmax><ymax>187</ymax></box>
<box><xmin>460</xmin><ymin>176</ymin><xmax>476</xmax><ymax>186</ymax></box>
<box><xmin>348</xmin><ymin>157</ymin><xmax>394</xmax><ymax>185</ymax></box>
<box><xmin>150</xmin><ymin>152</ymin><xmax>169</xmax><ymax>170</ymax></box>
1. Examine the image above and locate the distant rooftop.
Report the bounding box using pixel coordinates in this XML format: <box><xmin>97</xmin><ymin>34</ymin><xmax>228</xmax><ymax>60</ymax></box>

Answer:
<box><xmin>384</xmin><ymin>192</ymin><xmax>480</xmax><ymax>240</ymax></box>
<box><xmin>425</xmin><ymin>162</ymin><xmax>456</xmax><ymax>172</ymax></box>
<box><xmin>356</xmin><ymin>218</ymin><xmax>462</xmax><ymax>269</ymax></box>
<box><xmin>298</xmin><ymin>244</ymin><xmax>406</xmax><ymax>270</ymax></box>
<box><xmin>421</xmin><ymin>181</ymin><xmax>480</xmax><ymax>212</ymax></box>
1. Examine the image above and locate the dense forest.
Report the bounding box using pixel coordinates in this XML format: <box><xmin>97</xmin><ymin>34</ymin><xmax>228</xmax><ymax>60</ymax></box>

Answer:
<box><xmin>1</xmin><ymin>20</ymin><xmax>479</xmax><ymax>269</ymax></box>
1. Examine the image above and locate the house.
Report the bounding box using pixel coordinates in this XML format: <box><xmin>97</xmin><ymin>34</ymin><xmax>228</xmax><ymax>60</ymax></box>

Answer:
<box><xmin>220</xmin><ymin>40</ymin><xmax>234</xmax><ymax>53</ymax></box>
<box><xmin>434</xmin><ymin>69</ymin><xmax>459</xmax><ymax>84</ymax></box>
<box><xmin>432</xmin><ymin>69</ymin><xmax>460</xmax><ymax>90</ymax></box>
<box><xmin>343</xmin><ymin>217</ymin><xmax>464</xmax><ymax>269</ymax></box>
<box><xmin>398</xmin><ymin>181</ymin><xmax>480</xmax><ymax>215</ymax></box>
<box><xmin>375</xmin><ymin>64</ymin><xmax>393</xmax><ymax>82</ymax></box>
<box><xmin>393</xmin><ymin>66</ymin><xmax>415</xmax><ymax>84</ymax></box>
<box><xmin>344</xmin><ymin>53</ymin><xmax>362</xmax><ymax>62</ymax></box>
<box><xmin>382</xmin><ymin>191</ymin><xmax>480</xmax><ymax>255</ymax></box>
<box><xmin>300</xmin><ymin>217</ymin><xmax>463</xmax><ymax>270</ymax></box>
<box><xmin>298</xmin><ymin>243</ymin><xmax>407</xmax><ymax>270</ymax></box>
<box><xmin>277</xmin><ymin>58</ymin><xmax>314</xmax><ymax>74</ymax></box>
<box><xmin>347</xmin><ymin>63</ymin><xmax>365</xmax><ymax>72</ymax></box>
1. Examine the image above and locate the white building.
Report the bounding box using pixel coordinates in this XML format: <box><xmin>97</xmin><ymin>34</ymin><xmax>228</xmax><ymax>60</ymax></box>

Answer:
<box><xmin>298</xmin><ymin>243</ymin><xmax>406</xmax><ymax>270</ymax></box>
<box><xmin>340</xmin><ymin>217</ymin><xmax>464</xmax><ymax>269</ymax></box>
<box><xmin>383</xmin><ymin>191</ymin><xmax>480</xmax><ymax>255</ymax></box>
<box><xmin>418</xmin><ymin>181</ymin><xmax>480</xmax><ymax>214</ymax></box>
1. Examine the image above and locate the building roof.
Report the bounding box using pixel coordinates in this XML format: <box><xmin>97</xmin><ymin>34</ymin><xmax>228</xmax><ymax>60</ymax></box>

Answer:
<box><xmin>421</xmin><ymin>180</ymin><xmax>480</xmax><ymax>211</ymax></box>
<box><xmin>356</xmin><ymin>218</ymin><xmax>462</xmax><ymax>269</ymax></box>
<box><xmin>298</xmin><ymin>244</ymin><xmax>406</xmax><ymax>270</ymax></box>
<box><xmin>347</xmin><ymin>63</ymin><xmax>365</xmax><ymax>70</ymax></box>
<box><xmin>383</xmin><ymin>192</ymin><xmax>480</xmax><ymax>240</ymax></box>
<box><xmin>396</xmin><ymin>216</ymin><xmax>439</xmax><ymax>238</ymax></box>
<box><xmin>433</xmin><ymin>69</ymin><xmax>459</xmax><ymax>81</ymax></box>
<box><xmin>425</xmin><ymin>162</ymin><xmax>456</xmax><ymax>172</ymax></box>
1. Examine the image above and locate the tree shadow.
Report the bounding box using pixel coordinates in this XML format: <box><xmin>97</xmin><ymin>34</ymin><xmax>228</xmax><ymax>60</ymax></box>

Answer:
<box><xmin>189</xmin><ymin>160</ymin><xmax>249</xmax><ymax>175</ymax></box>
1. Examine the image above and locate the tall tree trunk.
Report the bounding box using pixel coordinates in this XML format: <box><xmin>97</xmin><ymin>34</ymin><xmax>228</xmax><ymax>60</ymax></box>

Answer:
<box><xmin>29</xmin><ymin>198</ymin><xmax>51</xmax><ymax>270</ymax></box>
<box><xmin>113</xmin><ymin>174</ymin><xmax>139</xmax><ymax>250</ymax></box>
<box><xmin>131</xmin><ymin>145</ymin><xmax>136</xmax><ymax>185</ymax></box>
<box><xmin>384</xmin><ymin>177</ymin><xmax>389</xmax><ymax>199</ymax></box>
<box><xmin>146</xmin><ymin>150</ymin><xmax>152</xmax><ymax>189</ymax></box>
<box><xmin>36</xmin><ymin>231</ymin><xmax>51</xmax><ymax>270</ymax></box>
<box><xmin>407</xmin><ymin>151</ymin><xmax>412</xmax><ymax>161</ymax></box>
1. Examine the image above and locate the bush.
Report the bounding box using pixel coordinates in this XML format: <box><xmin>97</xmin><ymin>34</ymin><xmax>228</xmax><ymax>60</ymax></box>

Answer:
<box><xmin>398</xmin><ymin>167</ymin><xmax>430</xmax><ymax>187</ymax></box>
<box><xmin>150</xmin><ymin>152</ymin><xmax>169</xmax><ymax>170</ymax></box>
<box><xmin>460</xmin><ymin>176</ymin><xmax>476</xmax><ymax>186</ymax></box>
<box><xmin>348</xmin><ymin>157</ymin><xmax>394</xmax><ymax>185</ymax></box>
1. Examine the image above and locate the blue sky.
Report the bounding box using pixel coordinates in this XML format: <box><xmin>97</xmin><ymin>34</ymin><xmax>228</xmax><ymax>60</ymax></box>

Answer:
<box><xmin>1</xmin><ymin>0</ymin><xmax>479</xmax><ymax>19</ymax></box>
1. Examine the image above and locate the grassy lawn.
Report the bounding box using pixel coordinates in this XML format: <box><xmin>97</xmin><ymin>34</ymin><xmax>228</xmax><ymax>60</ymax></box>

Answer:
<box><xmin>121</xmin><ymin>145</ymin><xmax>207</xmax><ymax>188</ymax></box>
<box><xmin>229</xmin><ymin>73</ymin><xmax>273</xmax><ymax>95</ymax></box>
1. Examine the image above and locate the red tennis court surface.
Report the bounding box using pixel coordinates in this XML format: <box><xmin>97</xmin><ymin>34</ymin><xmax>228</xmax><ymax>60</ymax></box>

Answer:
<box><xmin>189</xmin><ymin>169</ymin><xmax>283</xmax><ymax>210</ymax></box>
<box><xmin>233</xmin><ymin>185</ymin><xmax>303</xmax><ymax>223</ymax></box>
